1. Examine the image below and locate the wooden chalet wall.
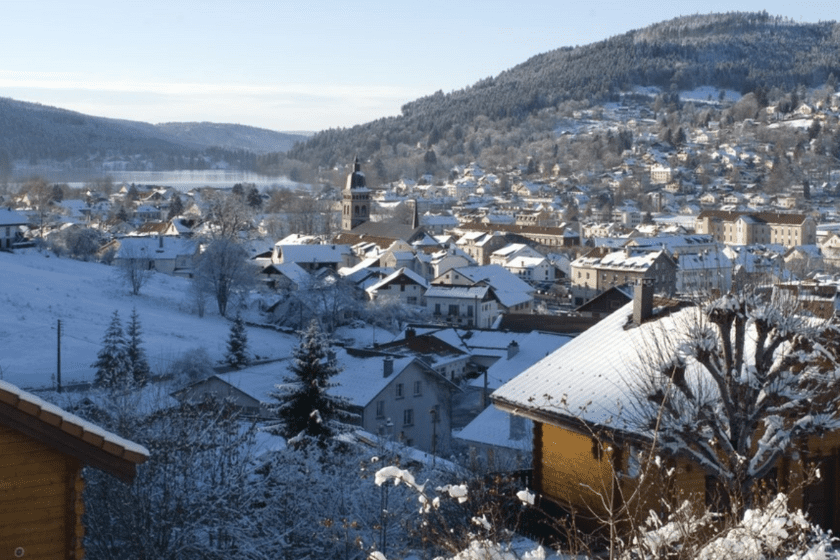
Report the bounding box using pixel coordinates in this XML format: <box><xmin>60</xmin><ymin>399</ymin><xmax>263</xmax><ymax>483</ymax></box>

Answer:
<box><xmin>0</xmin><ymin>425</ymin><xmax>84</xmax><ymax>559</ymax></box>
<box><xmin>533</xmin><ymin>419</ymin><xmax>840</xmax><ymax>535</ymax></box>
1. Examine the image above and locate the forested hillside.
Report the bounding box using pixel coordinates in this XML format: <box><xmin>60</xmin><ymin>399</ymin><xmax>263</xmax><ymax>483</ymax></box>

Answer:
<box><xmin>0</xmin><ymin>97</ymin><xmax>307</xmax><ymax>172</ymax></box>
<box><xmin>278</xmin><ymin>12</ymin><xmax>840</xmax><ymax>184</ymax></box>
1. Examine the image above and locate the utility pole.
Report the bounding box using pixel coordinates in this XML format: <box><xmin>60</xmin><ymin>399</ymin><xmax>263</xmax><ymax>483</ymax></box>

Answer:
<box><xmin>56</xmin><ymin>319</ymin><xmax>62</xmax><ymax>393</ymax></box>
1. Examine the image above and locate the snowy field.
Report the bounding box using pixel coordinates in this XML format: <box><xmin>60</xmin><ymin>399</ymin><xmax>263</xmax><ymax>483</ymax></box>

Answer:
<box><xmin>0</xmin><ymin>249</ymin><xmax>300</xmax><ymax>390</ymax></box>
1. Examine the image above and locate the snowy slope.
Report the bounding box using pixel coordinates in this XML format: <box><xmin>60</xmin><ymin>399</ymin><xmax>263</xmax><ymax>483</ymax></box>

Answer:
<box><xmin>0</xmin><ymin>250</ymin><xmax>295</xmax><ymax>389</ymax></box>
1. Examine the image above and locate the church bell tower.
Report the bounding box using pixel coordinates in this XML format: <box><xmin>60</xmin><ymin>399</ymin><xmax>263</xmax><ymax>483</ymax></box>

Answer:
<box><xmin>341</xmin><ymin>156</ymin><xmax>370</xmax><ymax>232</ymax></box>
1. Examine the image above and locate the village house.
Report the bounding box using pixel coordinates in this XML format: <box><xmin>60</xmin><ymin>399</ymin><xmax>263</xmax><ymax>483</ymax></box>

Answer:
<box><xmin>110</xmin><ymin>236</ymin><xmax>201</xmax><ymax>277</ymax></box>
<box><xmin>272</xmin><ymin>242</ymin><xmax>353</xmax><ymax>272</ymax></box>
<box><xmin>492</xmin><ymin>284</ymin><xmax>840</xmax><ymax>534</ymax></box>
<box><xmin>569</xmin><ymin>247</ymin><xmax>677</xmax><ymax>305</ymax></box>
<box><xmin>0</xmin><ymin>380</ymin><xmax>148</xmax><ymax>558</ymax></box>
<box><xmin>173</xmin><ymin>350</ymin><xmax>459</xmax><ymax>454</ymax></box>
<box><xmin>424</xmin><ymin>285</ymin><xmax>500</xmax><ymax>328</ymax></box>
<box><xmin>0</xmin><ymin>208</ymin><xmax>27</xmax><ymax>250</ymax></box>
<box><xmin>366</xmin><ymin>267</ymin><xmax>429</xmax><ymax>306</ymax></box>
<box><xmin>432</xmin><ymin>264</ymin><xmax>535</xmax><ymax>315</ymax></box>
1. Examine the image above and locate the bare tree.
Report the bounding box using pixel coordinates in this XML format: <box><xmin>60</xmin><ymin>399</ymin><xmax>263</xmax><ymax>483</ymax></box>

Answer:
<box><xmin>115</xmin><ymin>244</ymin><xmax>154</xmax><ymax>295</ymax></box>
<box><xmin>22</xmin><ymin>177</ymin><xmax>57</xmax><ymax>239</ymax></box>
<box><xmin>204</xmin><ymin>190</ymin><xmax>253</xmax><ymax>239</ymax></box>
<box><xmin>195</xmin><ymin>237</ymin><xmax>255</xmax><ymax>317</ymax></box>
<box><xmin>630</xmin><ymin>289</ymin><xmax>840</xmax><ymax>515</ymax></box>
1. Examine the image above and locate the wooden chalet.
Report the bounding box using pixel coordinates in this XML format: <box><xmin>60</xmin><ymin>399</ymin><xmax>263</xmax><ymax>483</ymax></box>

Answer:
<box><xmin>0</xmin><ymin>381</ymin><xmax>148</xmax><ymax>559</ymax></box>
<box><xmin>492</xmin><ymin>284</ymin><xmax>840</xmax><ymax>536</ymax></box>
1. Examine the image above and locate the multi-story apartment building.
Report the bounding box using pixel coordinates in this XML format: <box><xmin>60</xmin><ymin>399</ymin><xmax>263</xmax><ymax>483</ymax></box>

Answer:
<box><xmin>694</xmin><ymin>210</ymin><xmax>816</xmax><ymax>248</ymax></box>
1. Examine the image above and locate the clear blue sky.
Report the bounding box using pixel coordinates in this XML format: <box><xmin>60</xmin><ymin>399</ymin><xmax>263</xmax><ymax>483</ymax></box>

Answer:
<box><xmin>0</xmin><ymin>1</ymin><xmax>836</xmax><ymax>132</ymax></box>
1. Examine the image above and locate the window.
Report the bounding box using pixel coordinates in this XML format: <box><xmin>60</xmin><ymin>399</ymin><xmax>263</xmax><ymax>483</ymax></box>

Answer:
<box><xmin>376</xmin><ymin>400</ymin><xmax>385</xmax><ymax>418</ymax></box>
<box><xmin>434</xmin><ymin>303</ymin><xmax>441</xmax><ymax>314</ymax></box>
<box><xmin>448</xmin><ymin>304</ymin><xmax>458</xmax><ymax>316</ymax></box>
<box><xmin>396</xmin><ymin>383</ymin><xmax>404</xmax><ymax>399</ymax></box>
<box><xmin>403</xmin><ymin>408</ymin><xmax>414</xmax><ymax>426</ymax></box>
<box><xmin>413</xmin><ymin>381</ymin><xmax>422</xmax><ymax>396</ymax></box>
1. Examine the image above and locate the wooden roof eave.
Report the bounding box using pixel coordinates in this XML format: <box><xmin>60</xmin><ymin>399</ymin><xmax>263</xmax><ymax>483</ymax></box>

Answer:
<box><xmin>0</xmin><ymin>400</ymin><xmax>144</xmax><ymax>483</ymax></box>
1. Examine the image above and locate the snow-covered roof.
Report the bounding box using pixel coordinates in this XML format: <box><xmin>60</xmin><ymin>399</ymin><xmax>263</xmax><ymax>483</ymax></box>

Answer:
<box><xmin>0</xmin><ymin>208</ymin><xmax>28</xmax><ymax>226</ymax></box>
<box><xmin>455</xmin><ymin>405</ymin><xmax>533</xmax><ymax>452</ymax></box>
<box><xmin>263</xmin><ymin>262</ymin><xmax>312</xmax><ymax>286</ymax></box>
<box><xmin>492</xmin><ymin>300</ymin><xmax>700</xmax><ymax>435</ymax></box>
<box><xmin>450</xmin><ymin>265</ymin><xmax>534</xmax><ymax>308</ymax></box>
<box><xmin>425</xmin><ymin>285</ymin><xmax>490</xmax><ymax>300</ymax></box>
<box><xmin>366</xmin><ymin>267</ymin><xmax>429</xmax><ymax>294</ymax></box>
<box><xmin>115</xmin><ymin>236</ymin><xmax>198</xmax><ymax>260</ymax></box>
<box><xmin>468</xmin><ymin>330</ymin><xmax>573</xmax><ymax>391</ymax></box>
<box><xmin>573</xmin><ymin>249</ymin><xmax>668</xmax><ymax>272</ymax></box>
<box><xmin>276</xmin><ymin>244</ymin><xmax>350</xmax><ymax>264</ymax></box>
<box><xmin>210</xmin><ymin>351</ymin><xmax>448</xmax><ymax>409</ymax></box>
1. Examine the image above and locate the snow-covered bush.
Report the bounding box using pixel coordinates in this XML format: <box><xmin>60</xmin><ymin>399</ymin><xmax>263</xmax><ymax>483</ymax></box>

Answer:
<box><xmin>370</xmin><ymin>465</ymin><xmax>544</xmax><ymax>560</ymax></box>
<box><xmin>167</xmin><ymin>346</ymin><xmax>215</xmax><ymax>382</ymax></box>
<box><xmin>625</xmin><ymin>493</ymin><xmax>839</xmax><ymax>560</ymax></box>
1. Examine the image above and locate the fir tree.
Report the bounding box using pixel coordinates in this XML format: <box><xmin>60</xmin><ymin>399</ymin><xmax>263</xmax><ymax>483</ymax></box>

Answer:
<box><xmin>267</xmin><ymin>320</ymin><xmax>354</xmax><ymax>444</ymax></box>
<box><xmin>225</xmin><ymin>314</ymin><xmax>250</xmax><ymax>369</ymax></box>
<box><xmin>126</xmin><ymin>308</ymin><xmax>151</xmax><ymax>386</ymax></box>
<box><xmin>92</xmin><ymin>310</ymin><xmax>131</xmax><ymax>388</ymax></box>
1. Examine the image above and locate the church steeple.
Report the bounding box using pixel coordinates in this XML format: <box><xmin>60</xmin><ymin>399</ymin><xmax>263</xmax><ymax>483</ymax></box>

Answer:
<box><xmin>342</xmin><ymin>156</ymin><xmax>370</xmax><ymax>232</ymax></box>
<box><xmin>346</xmin><ymin>155</ymin><xmax>367</xmax><ymax>190</ymax></box>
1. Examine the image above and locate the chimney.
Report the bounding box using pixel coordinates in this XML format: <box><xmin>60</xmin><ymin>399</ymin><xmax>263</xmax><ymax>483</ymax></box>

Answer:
<box><xmin>405</xmin><ymin>327</ymin><xmax>416</xmax><ymax>340</ymax></box>
<box><xmin>633</xmin><ymin>278</ymin><xmax>654</xmax><ymax>325</ymax></box>
<box><xmin>383</xmin><ymin>356</ymin><xmax>394</xmax><ymax>377</ymax></box>
<box><xmin>507</xmin><ymin>340</ymin><xmax>519</xmax><ymax>360</ymax></box>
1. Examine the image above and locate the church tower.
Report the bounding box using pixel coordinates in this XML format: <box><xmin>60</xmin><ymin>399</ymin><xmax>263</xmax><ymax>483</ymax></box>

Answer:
<box><xmin>341</xmin><ymin>156</ymin><xmax>370</xmax><ymax>232</ymax></box>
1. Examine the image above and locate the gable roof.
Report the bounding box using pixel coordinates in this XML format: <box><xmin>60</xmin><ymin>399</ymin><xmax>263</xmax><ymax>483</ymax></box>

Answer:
<box><xmin>0</xmin><ymin>380</ymin><xmax>148</xmax><ymax>482</ymax></box>
<box><xmin>492</xmin><ymin>299</ymin><xmax>696</xmax><ymax>438</ymax></box>
<box><xmin>275</xmin><ymin>243</ymin><xmax>350</xmax><ymax>264</ymax></box>
<box><xmin>366</xmin><ymin>267</ymin><xmax>429</xmax><ymax>294</ymax></box>
<box><xmin>0</xmin><ymin>208</ymin><xmax>28</xmax><ymax>226</ymax></box>
<box><xmin>115</xmin><ymin>236</ymin><xmax>198</xmax><ymax>260</ymax></box>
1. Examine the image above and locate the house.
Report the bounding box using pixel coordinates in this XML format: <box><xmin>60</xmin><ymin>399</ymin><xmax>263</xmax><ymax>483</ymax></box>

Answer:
<box><xmin>0</xmin><ymin>380</ymin><xmax>148</xmax><ymax>558</ymax></box>
<box><xmin>456</xmin><ymin>231</ymin><xmax>508</xmax><ymax>265</ymax></box>
<box><xmin>570</xmin><ymin>247</ymin><xmax>677</xmax><ymax>305</ymax></box>
<box><xmin>366</xmin><ymin>267</ymin><xmax>429</xmax><ymax>306</ymax></box>
<box><xmin>424</xmin><ymin>285</ymin><xmax>500</xmax><ymax>328</ymax></box>
<box><xmin>258</xmin><ymin>262</ymin><xmax>312</xmax><ymax>291</ymax></box>
<box><xmin>491</xmin><ymin>284</ymin><xmax>840</xmax><ymax>533</ymax></box>
<box><xmin>432</xmin><ymin>264</ymin><xmax>536</xmax><ymax>315</ymax></box>
<box><xmin>272</xmin><ymin>243</ymin><xmax>353</xmax><ymax>272</ymax></box>
<box><xmin>173</xmin><ymin>350</ymin><xmax>459</xmax><ymax>454</ymax></box>
<box><xmin>111</xmin><ymin>236</ymin><xmax>201</xmax><ymax>277</ymax></box>
<box><xmin>0</xmin><ymin>208</ymin><xmax>27</xmax><ymax>250</ymax></box>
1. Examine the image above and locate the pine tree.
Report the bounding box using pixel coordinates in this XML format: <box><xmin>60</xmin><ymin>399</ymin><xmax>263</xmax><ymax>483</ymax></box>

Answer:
<box><xmin>225</xmin><ymin>314</ymin><xmax>250</xmax><ymax>369</ymax></box>
<box><xmin>92</xmin><ymin>310</ymin><xmax>131</xmax><ymax>388</ymax></box>
<box><xmin>126</xmin><ymin>308</ymin><xmax>151</xmax><ymax>386</ymax></box>
<box><xmin>267</xmin><ymin>320</ymin><xmax>354</xmax><ymax>444</ymax></box>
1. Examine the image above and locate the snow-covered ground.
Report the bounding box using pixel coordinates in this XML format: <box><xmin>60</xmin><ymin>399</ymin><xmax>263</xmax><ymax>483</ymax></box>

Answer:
<box><xmin>0</xmin><ymin>249</ymin><xmax>298</xmax><ymax>389</ymax></box>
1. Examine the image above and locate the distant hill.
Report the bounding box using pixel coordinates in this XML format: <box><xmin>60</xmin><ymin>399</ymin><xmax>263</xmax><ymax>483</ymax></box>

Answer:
<box><xmin>283</xmin><ymin>12</ymin><xmax>840</xmax><ymax>178</ymax></box>
<box><xmin>153</xmin><ymin>122</ymin><xmax>307</xmax><ymax>154</ymax></box>
<box><xmin>0</xmin><ymin>97</ymin><xmax>308</xmax><ymax>171</ymax></box>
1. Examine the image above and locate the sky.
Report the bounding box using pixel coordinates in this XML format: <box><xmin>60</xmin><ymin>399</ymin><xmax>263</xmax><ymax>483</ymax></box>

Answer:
<box><xmin>1</xmin><ymin>1</ymin><xmax>837</xmax><ymax>133</ymax></box>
